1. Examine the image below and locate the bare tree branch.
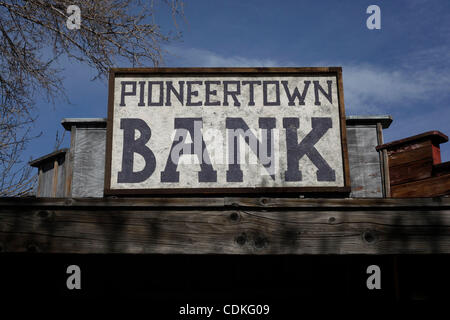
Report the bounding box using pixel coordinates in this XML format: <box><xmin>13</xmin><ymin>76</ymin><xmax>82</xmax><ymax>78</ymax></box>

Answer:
<box><xmin>0</xmin><ymin>0</ymin><xmax>183</xmax><ymax>196</ymax></box>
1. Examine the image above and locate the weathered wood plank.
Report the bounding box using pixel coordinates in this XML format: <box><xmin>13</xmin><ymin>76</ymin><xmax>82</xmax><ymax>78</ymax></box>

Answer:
<box><xmin>1</xmin><ymin>197</ymin><xmax>449</xmax><ymax>208</ymax></box>
<box><xmin>382</xmin><ymin>149</ymin><xmax>391</xmax><ymax>197</ymax></box>
<box><xmin>38</xmin><ymin>161</ymin><xmax>55</xmax><ymax>197</ymax></box>
<box><xmin>391</xmin><ymin>174</ymin><xmax>450</xmax><ymax>198</ymax></box>
<box><xmin>389</xmin><ymin>159</ymin><xmax>433</xmax><ymax>186</ymax></box>
<box><xmin>223</xmin><ymin>197</ymin><xmax>450</xmax><ymax>209</ymax></box>
<box><xmin>51</xmin><ymin>159</ymin><xmax>58</xmax><ymax>197</ymax></box>
<box><xmin>55</xmin><ymin>156</ymin><xmax>67</xmax><ymax>198</ymax></box>
<box><xmin>0</xmin><ymin>198</ymin><xmax>449</xmax><ymax>254</ymax></box>
<box><xmin>376</xmin><ymin>130</ymin><xmax>448</xmax><ymax>152</ymax></box>
<box><xmin>388</xmin><ymin>142</ymin><xmax>432</xmax><ymax>167</ymax></box>
<box><xmin>0</xmin><ymin>197</ymin><xmax>226</xmax><ymax>207</ymax></box>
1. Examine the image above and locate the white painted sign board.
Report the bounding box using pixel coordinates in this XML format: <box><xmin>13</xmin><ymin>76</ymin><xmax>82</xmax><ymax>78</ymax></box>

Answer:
<box><xmin>104</xmin><ymin>68</ymin><xmax>350</xmax><ymax>195</ymax></box>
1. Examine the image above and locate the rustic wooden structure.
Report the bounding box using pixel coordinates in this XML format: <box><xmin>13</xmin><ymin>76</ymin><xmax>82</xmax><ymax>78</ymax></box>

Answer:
<box><xmin>2</xmin><ymin>67</ymin><xmax>450</xmax><ymax>301</ymax></box>
<box><xmin>377</xmin><ymin>131</ymin><xmax>450</xmax><ymax>197</ymax></box>
<box><xmin>4</xmin><ymin>115</ymin><xmax>449</xmax><ymax>256</ymax></box>
<box><xmin>3</xmin><ymin>116</ymin><xmax>450</xmax><ymax>302</ymax></box>
<box><xmin>29</xmin><ymin>115</ymin><xmax>392</xmax><ymax>198</ymax></box>
<box><xmin>29</xmin><ymin>149</ymin><xmax>69</xmax><ymax>198</ymax></box>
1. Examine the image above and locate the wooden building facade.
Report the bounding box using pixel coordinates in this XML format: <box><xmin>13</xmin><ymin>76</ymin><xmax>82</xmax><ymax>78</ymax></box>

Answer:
<box><xmin>1</xmin><ymin>114</ymin><xmax>450</xmax><ymax>303</ymax></box>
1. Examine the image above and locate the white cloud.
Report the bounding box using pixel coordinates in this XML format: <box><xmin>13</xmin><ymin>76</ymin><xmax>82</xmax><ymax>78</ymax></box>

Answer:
<box><xmin>165</xmin><ymin>46</ymin><xmax>292</xmax><ymax>67</ymax></box>
<box><xmin>346</xmin><ymin>64</ymin><xmax>450</xmax><ymax>113</ymax></box>
<box><xmin>342</xmin><ymin>45</ymin><xmax>450</xmax><ymax>113</ymax></box>
<box><xmin>342</xmin><ymin>64</ymin><xmax>450</xmax><ymax>113</ymax></box>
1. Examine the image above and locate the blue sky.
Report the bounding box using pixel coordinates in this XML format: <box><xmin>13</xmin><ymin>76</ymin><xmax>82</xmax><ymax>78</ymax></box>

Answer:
<box><xmin>25</xmin><ymin>0</ymin><xmax>450</xmax><ymax>164</ymax></box>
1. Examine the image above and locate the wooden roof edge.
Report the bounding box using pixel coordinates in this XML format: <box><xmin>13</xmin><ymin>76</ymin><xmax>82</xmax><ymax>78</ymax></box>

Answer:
<box><xmin>376</xmin><ymin>131</ymin><xmax>449</xmax><ymax>151</ymax></box>
<box><xmin>29</xmin><ymin>148</ymin><xmax>69</xmax><ymax>167</ymax></box>
<box><xmin>109</xmin><ymin>66</ymin><xmax>344</xmax><ymax>74</ymax></box>
<box><xmin>58</xmin><ymin>115</ymin><xmax>393</xmax><ymax>131</ymax></box>
<box><xmin>61</xmin><ymin>118</ymin><xmax>107</xmax><ymax>131</ymax></box>
<box><xmin>346</xmin><ymin>115</ymin><xmax>393</xmax><ymax>129</ymax></box>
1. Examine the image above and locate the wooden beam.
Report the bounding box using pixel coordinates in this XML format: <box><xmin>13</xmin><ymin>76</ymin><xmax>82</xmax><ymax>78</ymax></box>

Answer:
<box><xmin>382</xmin><ymin>149</ymin><xmax>391</xmax><ymax>197</ymax></box>
<box><xmin>0</xmin><ymin>197</ymin><xmax>449</xmax><ymax>254</ymax></box>
<box><xmin>65</xmin><ymin>125</ymin><xmax>76</xmax><ymax>198</ymax></box>
<box><xmin>0</xmin><ymin>196</ymin><xmax>448</xmax><ymax>208</ymax></box>
<box><xmin>376</xmin><ymin>122</ymin><xmax>387</xmax><ymax>198</ymax></box>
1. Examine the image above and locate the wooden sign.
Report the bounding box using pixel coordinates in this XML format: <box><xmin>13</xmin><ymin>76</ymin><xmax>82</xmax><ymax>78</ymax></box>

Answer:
<box><xmin>104</xmin><ymin>68</ymin><xmax>350</xmax><ymax>195</ymax></box>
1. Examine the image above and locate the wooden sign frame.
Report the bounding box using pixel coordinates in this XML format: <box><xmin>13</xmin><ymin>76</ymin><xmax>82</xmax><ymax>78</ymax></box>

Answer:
<box><xmin>104</xmin><ymin>67</ymin><xmax>351</xmax><ymax>195</ymax></box>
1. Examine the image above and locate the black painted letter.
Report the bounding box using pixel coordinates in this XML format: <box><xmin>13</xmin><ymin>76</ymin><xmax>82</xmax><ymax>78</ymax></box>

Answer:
<box><xmin>226</xmin><ymin>117</ymin><xmax>276</xmax><ymax>182</ymax></box>
<box><xmin>313</xmin><ymin>80</ymin><xmax>333</xmax><ymax>105</ymax></box>
<box><xmin>166</xmin><ymin>81</ymin><xmax>184</xmax><ymax>106</ymax></box>
<box><xmin>283</xmin><ymin>117</ymin><xmax>335</xmax><ymax>181</ymax></box>
<box><xmin>223</xmin><ymin>81</ymin><xmax>241</xmax><ymax>107</ymax></box>
<box><xmin>263</xmin><ymin>81</ymin><xmax>280</xmax><ymax>106</ymax></box>
<box><xmin>205</xmin><ymin>81</ymin><xmax>221</xmax><ymax>106</ymax></box>
<box><xmin>148</xmin><ymin>81</ymin><xmax>164</xmax><ymax>106</ymax></box>
<box><xmin>117</xmin><ymin>119</ymin><xmax>156</xmax><ymax>183</ymax></box>
<box><xmin>161</xmin><ymin>118</ymin><xmax>217</xmax><ymax>183</ymax></box>
<box><xmin>242</xmin><ymin>81</ymin><xmax>261</xmax><ymax>106</ymax></box>
<box><xmin>120</xmin><ymin>81</ymin><xmax>136</xmax><ymax>107</ymax></box>
<box><xmin>186</xmin><ymin>81</ymin><xmax>203</xmax><ymax>106</ymax></box>
<box><xmin>281</xmin><ymin>81</ymin><xmax>310</xmax><ymax>106</ymax></box>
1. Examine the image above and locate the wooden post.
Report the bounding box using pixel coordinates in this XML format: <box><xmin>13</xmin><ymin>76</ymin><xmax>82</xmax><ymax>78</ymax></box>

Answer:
<box><xmin>376</xmin><ymin>122</ymin><xmax>390</xmax><ymax>198</ymax></box>
<box><xmin>36</xmin><ymin>168</ymin><xmax>42</xmax><ymax>197</ymax></box>
<box><xmin>65</xmin><ymin>125</ymin><xmax>76</xmax><ymax>198</ymax></box>
<box><xmin>51</xmin><ymin>159</ymin><xmax>58</xmax><ymax>197</ymax></box>
<box><xmin>382</xmin><ymin>149</ymin><xmax>391</xmax><ymax>197</ymax></box>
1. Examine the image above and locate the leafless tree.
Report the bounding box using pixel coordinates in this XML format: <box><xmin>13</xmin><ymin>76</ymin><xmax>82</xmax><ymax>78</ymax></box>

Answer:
<box><xmin>0</xmin><ymin>0</ymin><xmax>184</xmax><ymax>196</ymax></box>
